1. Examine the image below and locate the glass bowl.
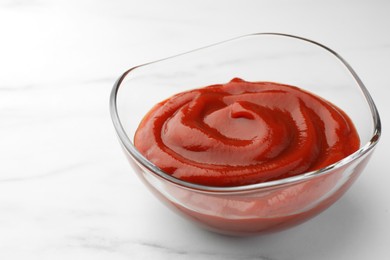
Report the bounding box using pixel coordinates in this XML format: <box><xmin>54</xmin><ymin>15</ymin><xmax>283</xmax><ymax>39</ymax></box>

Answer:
<box><xmin>110</xmin><ymin>33</ymin><xmax>381</xmax><ymax>236</ymax></box>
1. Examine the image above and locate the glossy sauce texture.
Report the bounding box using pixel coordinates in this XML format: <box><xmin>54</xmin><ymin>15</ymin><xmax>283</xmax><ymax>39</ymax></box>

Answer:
<box><xmin>134</xmin><ymin>78</ymin><xmax>360</xmax><ymax>187</ymax></box>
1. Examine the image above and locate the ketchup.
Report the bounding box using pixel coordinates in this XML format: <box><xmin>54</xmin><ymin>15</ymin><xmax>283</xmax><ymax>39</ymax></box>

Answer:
<box><xmin>134</xmin><ymin>78</ymin><xmax>360</xmax><ymax>187</ymax></box>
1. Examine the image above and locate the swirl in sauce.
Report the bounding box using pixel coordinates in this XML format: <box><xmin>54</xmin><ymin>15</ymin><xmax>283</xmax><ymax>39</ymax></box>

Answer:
<box><xmin>134</xmin><ymin>78</ymin><xmax>360</xmax><ymax>187</ymax></box>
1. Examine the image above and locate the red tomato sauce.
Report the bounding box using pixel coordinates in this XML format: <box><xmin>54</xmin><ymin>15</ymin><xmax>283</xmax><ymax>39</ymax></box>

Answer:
<box><xmin>134</xmin><ymin>78</ymin><xmax>360</xmax><ymax>187</ymax></box>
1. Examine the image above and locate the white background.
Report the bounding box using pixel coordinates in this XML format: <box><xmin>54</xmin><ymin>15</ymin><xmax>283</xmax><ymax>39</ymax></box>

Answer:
<box><xmin>0</xmin><ymin>0</ymin><xmax>389</xmax><ymax>259</ymax></box>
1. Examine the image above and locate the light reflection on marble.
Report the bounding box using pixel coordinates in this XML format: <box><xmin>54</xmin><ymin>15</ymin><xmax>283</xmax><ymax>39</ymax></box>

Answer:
<box><xmin>0</xmin><ymin>0</ymin><xmax>389</xmax><ymax>259</ymax></box>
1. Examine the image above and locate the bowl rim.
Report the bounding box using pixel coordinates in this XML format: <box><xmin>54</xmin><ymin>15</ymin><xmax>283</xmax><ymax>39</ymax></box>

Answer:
<box><xmin>109</xmin><ymin>32</ymin><xmax>381</xmax><ymax>193</ymax></box>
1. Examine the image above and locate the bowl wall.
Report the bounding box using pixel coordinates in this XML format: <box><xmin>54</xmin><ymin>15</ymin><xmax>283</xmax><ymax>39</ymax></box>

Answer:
<box><xmin>125</xmin><ymin>147</ymin><xmax>372</xmax><ymax>235</ymax></box>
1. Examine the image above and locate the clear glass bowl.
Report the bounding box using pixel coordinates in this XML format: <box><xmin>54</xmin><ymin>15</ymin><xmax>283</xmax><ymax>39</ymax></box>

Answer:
<box><xmin>110</xmin><ymin>33</ymin><xmax>381</xmax><ymax>236</ymax></box>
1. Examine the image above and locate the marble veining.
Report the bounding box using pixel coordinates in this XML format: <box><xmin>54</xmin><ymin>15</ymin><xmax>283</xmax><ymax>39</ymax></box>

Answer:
<box><xmin>0</xmin><ymin>161</ymin><xmax>91</xmax><ymax>183</ymax></box>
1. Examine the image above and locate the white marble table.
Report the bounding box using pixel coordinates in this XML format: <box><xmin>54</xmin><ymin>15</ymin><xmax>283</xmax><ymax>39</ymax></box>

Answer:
<box><xmin>1</xmin><ymin>0</ymin><xmax>389</xmax><ymax>259</ymax></box>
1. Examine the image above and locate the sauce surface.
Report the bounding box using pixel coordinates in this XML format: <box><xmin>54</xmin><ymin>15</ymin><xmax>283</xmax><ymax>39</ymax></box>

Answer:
<box><xmin>134</xmin><ymin>78</ymin><xmax>360</xmax><ymax>187</ymax></box>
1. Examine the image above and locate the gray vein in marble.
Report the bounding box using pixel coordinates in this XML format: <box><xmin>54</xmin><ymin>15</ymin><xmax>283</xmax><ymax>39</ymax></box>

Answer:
<box><xmin>0</xmin><ymin>161</ymin><xmax>91</xmax><ymax>183</ymax></box>
<box><xmin>135</xmin><ymin>241</ymin><xmax>275</xmax><ymax>260</ymax></box>
<box><xmin>67</xmin><ymin>233</ymin><xmax>275</xmax><ymax>260</ymax></box>
<box><xmin>0</xmin><ymin>76</ymin><xmax>116</xmax><ymax>92</ymax></box>
<box><xmin>134</xmin><ymin>242</ymin><xmax>276</xmax><ymax>260</ymax></box>
<box><xmin>81</xmin><ymin>77</ymin><xmax>117</xmax><ymax>85</ymax></box>
<box><xmin>0</xmin><ymin>85</ymin><xmax>35</xmax><ymax>91</ymax></box>
<box><xmin>1</xmin><ymin>113</ymin><xmax>106</xmax><ymax>130</ymax></box>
